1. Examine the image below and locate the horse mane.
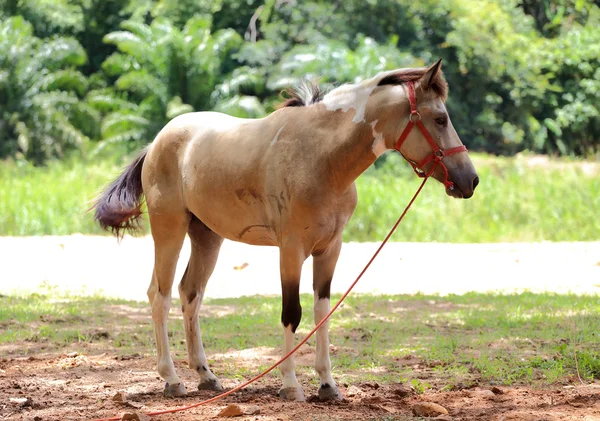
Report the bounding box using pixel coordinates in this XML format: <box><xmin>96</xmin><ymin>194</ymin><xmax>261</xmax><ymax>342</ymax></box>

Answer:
<box><xmin>277</xmin><ymin>79</ymin><xmax>325</xmax><ymax>109</ymax></box>
<box><xmin>377</xmin><ymin>67</ymin><xmax>448</xmax><ymax>101</ymax></box>
<box><xmin>276</xmin><ymin>66</ymin><xmax>448</xmax><ymax>109</ymax></box>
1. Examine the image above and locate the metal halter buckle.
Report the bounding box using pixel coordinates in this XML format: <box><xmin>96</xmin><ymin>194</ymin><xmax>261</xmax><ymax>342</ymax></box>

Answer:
<box><xmin>409</xmin><ymin>111</ymin><xmax>421</xmax><ymax>123</ymax></box>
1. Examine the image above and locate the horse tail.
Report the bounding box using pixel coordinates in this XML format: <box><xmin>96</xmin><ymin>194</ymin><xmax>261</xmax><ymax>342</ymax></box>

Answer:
<box><xmin>90</xmin><ymin>146</ymin><xmax>148</xmax><ymax>239</ymax></box>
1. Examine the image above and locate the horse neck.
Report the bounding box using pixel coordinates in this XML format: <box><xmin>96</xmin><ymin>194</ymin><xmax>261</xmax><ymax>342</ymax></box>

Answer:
<box><xmin>309</xmin><ymin>104</ymin><xmax>379</xmax><ymax>193</ymax></box>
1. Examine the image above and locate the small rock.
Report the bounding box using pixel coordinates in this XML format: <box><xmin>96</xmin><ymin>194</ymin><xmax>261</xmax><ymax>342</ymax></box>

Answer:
<box><xmin>491</xmin><ymin>386</ymin><xmax>504</xmax><ymax>395</ymax></box>
<box><xmin>10</xmin><ymin>397</ymin><xmax>33</xmax><ymax>407</ymax></box>
<box><xmin>121</xmin><ymin>412</ymin><xmax>150</xmax><ymax>421</ymax></box>
<box><xmin>393</xmin><ymin>385</ymin><xmax>412</xmax><ymax>398</ymax></box>
<box><xmin>112</xmin><ymin>391</ymin><xmax>127</xmax><ymax>402</ymax></box>
<box><xmin>66</xmin><ymin>352</ymin><xmax>79</xmax><ymax>358</ymax></box>
<box><xmin>244</xmin><ymin>405</ymin><xmax>261</xmax><ymax>415</ymax></box>
<box><xmin>218</xmin><ymin>404</ymin><xmax>244</xmax><ymax>417</ymax></box>
<box><xmin>412</xmin><ymin>402</ymin><xmax>449</xmax><ymax>417</ymax></box>
<box><xmin>468</xmin><ymin>389</ymin><xmax>495</xmax><ymax>399</ymax></box>
<box><xmin>115</xmin><ymin>353</ymin><xmax>142</xmax><ymax>361</ymax></box>
<box><xmin>346</xmin><ymin>385</ymin><xmax>363</xmax><ymax>397</ymax></box>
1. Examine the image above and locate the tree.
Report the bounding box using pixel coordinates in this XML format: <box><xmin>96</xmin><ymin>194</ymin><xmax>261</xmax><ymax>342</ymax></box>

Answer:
<box><xmin>91</xmin><ymin>15</ymin><xmax>261</xmax><ymax>154</ymax></box>
<box><xmin>0</xmin><ymin>16</ymin><xmax>98</xmax><ymax>163</ymax></box>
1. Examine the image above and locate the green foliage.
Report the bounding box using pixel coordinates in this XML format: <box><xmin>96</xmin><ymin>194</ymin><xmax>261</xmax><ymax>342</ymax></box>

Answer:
<box><xmin>92</xmin><ymin>15</ymin><xmax>254</xmax><ymax>154</ymax></box>
<box><xmin>11</xmin><ymin>0</ymin><xmax>85</xmax><ymax>37</ymax></box>
<box><xmin>519</xmin><ymin>0</ymin><xmax>594</xmax><ymax>37</ymax></box>
<box><xmin>0</xmin><ymin>0</ymin><xmax>599</xmax><ymax>163</ymax></box>
<box><xmin>1</xmin><ymin>153</ymin><xmax>598</xmax><ymax>242</ymax></box>
<box><xmin>432</xmin><ymin>0</ymin><xmax>600</xmax><ymax>156</ymax></box>
<box><xmin>0</xmin><ymin>16</ymin><xmax>98</xmax><ymax>164</ymax></box>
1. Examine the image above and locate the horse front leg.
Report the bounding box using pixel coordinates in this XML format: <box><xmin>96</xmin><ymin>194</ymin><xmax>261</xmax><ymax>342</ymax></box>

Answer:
<box><xmin>312</xmin><ymin>238</ymin><xmax>343</xmax><ymax>401</ymax></box>
<box><xmin>278</xmin><ymin>245</ymin><xmax>307</xmax><ymax>401</ymax></box>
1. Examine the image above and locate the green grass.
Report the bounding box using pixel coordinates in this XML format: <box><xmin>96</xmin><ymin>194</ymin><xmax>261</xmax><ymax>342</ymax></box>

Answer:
<box><xmin>1</xmin><ymin>152</ymin><xmax>599</xmax><ymax>241</ymax></box>
<box><xmin>347</xmin><ymin>152</ymin><xmax>600</xmax><ymax>242</ymax></box>
<box><xmin>0</xmin><ymin>157</ymin><xmax>121</xmax><ymax>236</ymax></box>
<box><xmin>2</xmin><ymin>289</ymin><xmax>599</xmax><ymax>388</ymax></box>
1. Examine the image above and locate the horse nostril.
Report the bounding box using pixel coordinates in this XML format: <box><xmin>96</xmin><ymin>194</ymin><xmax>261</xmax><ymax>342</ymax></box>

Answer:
<box><xmin>472</xmin><ymin>176</ymin><xmax>480</xmax><ymax>190</ymax></box>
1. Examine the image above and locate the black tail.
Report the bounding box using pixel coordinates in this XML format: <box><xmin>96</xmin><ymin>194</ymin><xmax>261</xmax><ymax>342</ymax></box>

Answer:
<box><xmin>90</xmin><ymin>147</ymin><xmax>148</xmax><ymax>239</ymax></box>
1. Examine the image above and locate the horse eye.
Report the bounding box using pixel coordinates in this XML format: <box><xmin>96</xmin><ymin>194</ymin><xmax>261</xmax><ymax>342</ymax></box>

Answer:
<box><xmin>435</xmin><ymin>117</ymin><xmax>447</xmax><ymax>126</ymax></box>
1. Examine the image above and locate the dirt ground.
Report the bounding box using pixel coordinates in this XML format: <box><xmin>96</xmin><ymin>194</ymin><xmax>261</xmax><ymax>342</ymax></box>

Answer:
<box><xmin>2</xmin><ymin>348</ymin><xmax>600</xmax><ymax>421</ymax></box>
<box><xmin>2</xmin><ymin>236</ymin><xmax>600</xmax><ymax>420</ymax></box>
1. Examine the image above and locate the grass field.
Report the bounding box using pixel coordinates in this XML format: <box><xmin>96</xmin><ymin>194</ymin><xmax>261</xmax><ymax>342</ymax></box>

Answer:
<box><xmin>2</xmin><ymin>289</ymin><xmax>599</xmax><ymax>388</ymax></box>
<box><xmin>1</xmin><ymin>152</ymin><xmax>599</xmax><ymax>242</ymax></box>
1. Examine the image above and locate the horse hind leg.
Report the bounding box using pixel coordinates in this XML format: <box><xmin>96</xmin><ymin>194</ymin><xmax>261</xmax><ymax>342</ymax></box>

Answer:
<box><xmin>147</xmin><ymin>209</ymin><xmax>190</xmax><ymax>397</ymax></box>
<box><xmin>178</xmin><ymin>216</ymin><xmax>224</xmax><ymax>391</ymax></box>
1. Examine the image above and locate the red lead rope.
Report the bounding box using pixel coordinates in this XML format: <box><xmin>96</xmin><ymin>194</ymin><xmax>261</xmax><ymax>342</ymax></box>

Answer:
<box><xmin>395</xmin><ymin>81</ymin><xmax>467</xmax><ymax>190</ymax></box>
<box><xmin>91</xmin><ymin>177</ymin><xmax>429</xmax><ymax>421</ymax></box>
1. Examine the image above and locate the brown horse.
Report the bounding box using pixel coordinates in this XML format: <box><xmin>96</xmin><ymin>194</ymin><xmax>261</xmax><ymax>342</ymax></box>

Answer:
<box><xmin>91</xmin><ymin>59</ymin><xmax>478</xmax><ymax>402</ymax></box>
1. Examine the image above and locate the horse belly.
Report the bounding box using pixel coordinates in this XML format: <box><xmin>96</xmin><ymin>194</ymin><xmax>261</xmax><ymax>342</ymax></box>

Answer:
<box><xmin>187</xmin><ymin>194</ymin><xmax>278</xmax><ymax>247</ymax></box>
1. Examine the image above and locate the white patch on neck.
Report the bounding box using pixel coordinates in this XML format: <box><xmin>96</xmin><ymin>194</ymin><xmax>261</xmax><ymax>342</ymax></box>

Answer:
<box><xmin>271</xmin><ymin>124</ymin><xmax>285</xmax><ymax>145</ymax></box>
<box><xmin>371</xmin><ymin>120</ymin><xmax>387</xmax><ymax>158</ymax></box>
<box><xmin>322</xmin><ymin>83</ymin><xmax>376</xmax><ymax>123</ymax></box>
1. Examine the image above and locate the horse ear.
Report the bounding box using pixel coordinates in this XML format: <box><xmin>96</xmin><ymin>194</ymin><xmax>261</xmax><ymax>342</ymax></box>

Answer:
<box><xmin>419</xmin><ymin>58</ymin><xmax>443</xmax><ymax>91</ymax></box>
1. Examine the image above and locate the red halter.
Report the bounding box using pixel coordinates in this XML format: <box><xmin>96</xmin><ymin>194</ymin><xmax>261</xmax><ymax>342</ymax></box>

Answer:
<box><xmin>394</xmin><ymin>81</ymin><xmax>467</xmax><ymax>190</ymax></box>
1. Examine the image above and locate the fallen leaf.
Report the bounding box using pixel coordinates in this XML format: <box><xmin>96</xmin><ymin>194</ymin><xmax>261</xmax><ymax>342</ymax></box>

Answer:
<box><xmin>121</xmin><ymin>412</ymin><xmax>150</xmax><ymax>421</ymax></box>
<box><xmin>218</xmin><ymin>404</ymin><xmax>244</xmax><ymax>417</ymax></box>
<box><xmin>233</xmin><ymin>262</ymin><xmax>249</xmax><ymax>270</ymax></box>
<box><xmin>412</xmin><ymin>402</ymin><xmax>448</xmax><ymax>417</ymax></box>
<box><xmin>112</xmin><ymin>391</ymin><xmax>127</xmax><ymax>402</ymax></box>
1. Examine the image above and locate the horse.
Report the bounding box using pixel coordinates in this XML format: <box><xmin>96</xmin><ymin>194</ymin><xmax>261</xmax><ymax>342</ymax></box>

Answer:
<box><xmin>91</xmin><ymin>59</ymin><xmax>479</xmax><ymax>402</ymax></box>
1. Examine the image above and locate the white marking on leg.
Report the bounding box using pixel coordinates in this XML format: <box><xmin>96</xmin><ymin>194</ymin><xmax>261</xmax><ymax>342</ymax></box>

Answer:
<box><xmin>151</xmin><ymin>291</ymin><xmax>181</xmax><ymax>386</ymax></box>
<box><xmin>314</xmin><ymin>297</ymin><xmax>336</xmax><ymax>388</ymax></box>
<box><xmin>271</xmin><ymin>124</ymin><xmax>286</xmax><ymax>145</ymax></box>
<box><xmin>182</xmin><ymin>291</ymin><xmax>219</xmax><ymax>384</ymax></box>
<box><xmin>371</xmin><ymin>119</ymin><xmax>388</xmax><ymax>158</ymax></box>
<box><xmin>280</xmin><ymin>324</ymin><xmax>301</xmax><ymax>389</ymax></box>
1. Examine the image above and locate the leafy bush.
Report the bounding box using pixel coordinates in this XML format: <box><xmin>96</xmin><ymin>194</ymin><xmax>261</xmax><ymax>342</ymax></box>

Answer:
<box><xmin>0</xmin><ymin>16</ymin><xmax>98</xmax><ymax>164</ymax></box>
<box><xmin>0</xmin><ymin>0</ymin><xmax>599</xmax><ymax>164</ymax></box>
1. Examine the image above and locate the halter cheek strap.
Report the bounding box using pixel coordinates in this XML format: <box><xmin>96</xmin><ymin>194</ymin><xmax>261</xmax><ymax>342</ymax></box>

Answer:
<box><xmin>394</xmin><ymin>81</ymin><xmax>467</xmax><ymax>190</ymax></box>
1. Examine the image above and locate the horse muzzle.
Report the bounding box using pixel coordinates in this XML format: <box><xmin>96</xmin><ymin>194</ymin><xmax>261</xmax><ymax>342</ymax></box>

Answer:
<box><xmin>446</xmin><ymin>173</ymin><xmax>479</xmax><ymax>199</ymax></box>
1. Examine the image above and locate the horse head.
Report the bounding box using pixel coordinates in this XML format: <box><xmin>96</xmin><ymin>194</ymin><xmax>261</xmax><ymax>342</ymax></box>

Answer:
<box><xmin>367</xmin><ymin>59</ymin><xmax>479</xmax><ymax>198</ymax></box>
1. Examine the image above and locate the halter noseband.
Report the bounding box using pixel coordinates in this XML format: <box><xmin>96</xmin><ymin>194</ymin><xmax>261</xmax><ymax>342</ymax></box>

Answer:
<box><xmin>394</xmin><ymin>81</ymin><xmax>467</xmax><ymax>190</ymax></box>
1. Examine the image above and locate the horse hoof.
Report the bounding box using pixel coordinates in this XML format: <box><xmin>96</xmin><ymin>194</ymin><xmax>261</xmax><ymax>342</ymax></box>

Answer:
<box><xmin>318</xmin><ymin>383</ymin><xmax>343</xmax><ymax>401</ymax></box>
<box><xmin>279</xmin><ymin>387</ymin><xmax>306</xmax><ymax>402</ymax></box>
<box><xmin>198</xmin><ymin>378</ymin><xmax>223</xmax><ymax>391</ymax></box>
<box><xmin>163</xmin><ymin>382</ymin><xmax>187</xmax><ymax>397</ymax></box>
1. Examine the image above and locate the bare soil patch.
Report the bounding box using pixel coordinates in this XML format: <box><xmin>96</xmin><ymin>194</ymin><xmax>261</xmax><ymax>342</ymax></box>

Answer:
<box><xmin>2</xmin><ymin>351</ymin><xmax>599</xmax><ymax>421</ymax></box>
